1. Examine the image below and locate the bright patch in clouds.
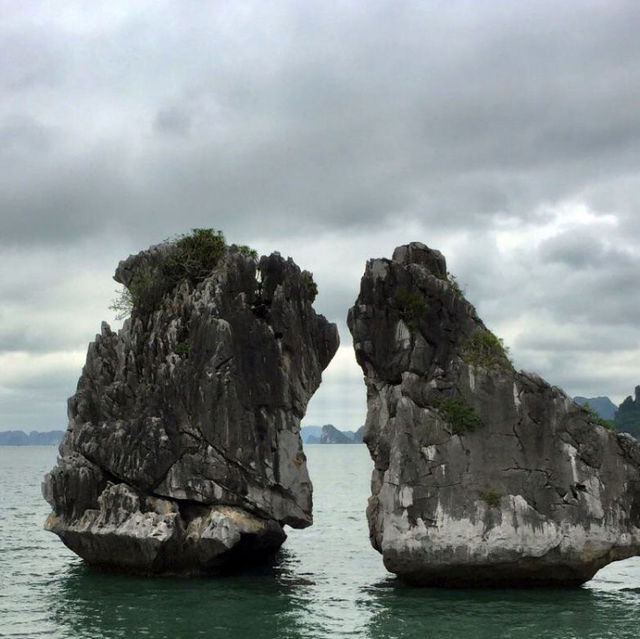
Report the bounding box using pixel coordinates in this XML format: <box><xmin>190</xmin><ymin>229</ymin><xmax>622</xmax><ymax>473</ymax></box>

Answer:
<box><xmin>495</xmin><ymin>201</ymin><xmax>619</xmax><ymax>254</ymax></box>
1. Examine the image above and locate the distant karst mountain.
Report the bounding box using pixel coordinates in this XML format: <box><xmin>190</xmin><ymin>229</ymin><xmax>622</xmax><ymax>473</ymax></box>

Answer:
<box><xmin>614</xmin><ymin>386</ymin><xmax>640</xmax><ymax>440</ymax></box>
<box><xmin>300</xmin><ymin>425</ymin><xmax>323</xmax><ymax>443</ymax></box>
<box><xmin>0</xmin><ymin>430</ymin><xmax>64</xmax><ymax>446</ymax></box>
<box><xmin>300</xmin><ymin>425</ymin><xmax>365</xmax><ymax>444</ymax></box>
<box><xmin>573</xmin><ymin>391</ymin><xmax>640</xmax><ymax>440</ymax></box>
<box><xmin>574</xmin><ymin>396</ymin><xmax>617</xmax><ymax>421</ymax></box>
<box><xmin>320</xmin><ymin>424</ymin><xmax>354</xmax><ymax>444</ymax></box>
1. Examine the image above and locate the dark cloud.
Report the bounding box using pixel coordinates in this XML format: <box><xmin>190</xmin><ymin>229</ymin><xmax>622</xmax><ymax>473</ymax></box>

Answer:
<box><xmin>538</xmin><ymin>229</ymin><xmax>633</xmax><ymax>269</ymax></box>
<box><xmin>2</xmin><ymin>1</ymin><xmax>640</xmax><ymax>247</ymax></box>
<box><xmin>154</xmin><ymin>106</ymin><xmax>191</xmax><ymax>137</ymax></box>
<box><xmin>2</xmin><ymin>1</ymin><xmax>640</xmax><ymax>428</ymax></box>
<box><xmin>515</xmin><ymin>326</ymin><xmax>640</xmax><ymax>354</ymax></box>
<box><xmin>0</xmin><ymin>115</ymin><xmax>53</xmax><ymax>152</ymax></box>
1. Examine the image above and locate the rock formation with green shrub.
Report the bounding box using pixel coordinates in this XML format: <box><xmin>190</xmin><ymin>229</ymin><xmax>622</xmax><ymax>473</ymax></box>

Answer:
<box><xmin>43</xmin><ymin>231</ymin><xmax>339</xmax><ymax>574</ymax></box>
<box><xmin>348</xmin><ymin>242</ymin><xmax>640</xmax><ymax>586</ymax></box>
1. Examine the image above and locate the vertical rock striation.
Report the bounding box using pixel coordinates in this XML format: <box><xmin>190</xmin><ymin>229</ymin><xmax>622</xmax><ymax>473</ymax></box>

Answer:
<box><xmin>348</xmin><ymin>242</ymin><xmax>640</xmax><ymax>586</ymax></box>
<box><xmin>44</xmin><ymin>238</ymin><xmax>339</xmax><ymax>574</ymax></box>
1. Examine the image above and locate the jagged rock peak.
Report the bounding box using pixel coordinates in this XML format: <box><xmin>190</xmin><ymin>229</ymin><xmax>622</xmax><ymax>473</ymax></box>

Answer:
<box><xmin>348</xmin><ymin>242</ymin><xmax>640</xmax><ymax>587</ymax></box>
<box><xmin>391</xmin><ymin>242</ymin><xmax>446</xmax><ymax>277</ymax></box>
<box><xmin>43</xmin><ymin>232</ymin><xmax>339</xmax><ymax>574</ymax></box>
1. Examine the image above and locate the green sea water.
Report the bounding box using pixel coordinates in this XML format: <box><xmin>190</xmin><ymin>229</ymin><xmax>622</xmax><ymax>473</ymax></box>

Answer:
<box><xmin>1</xmin><ymin>445</ymin><xmax>639</xmax><ymax>638</ymax></box>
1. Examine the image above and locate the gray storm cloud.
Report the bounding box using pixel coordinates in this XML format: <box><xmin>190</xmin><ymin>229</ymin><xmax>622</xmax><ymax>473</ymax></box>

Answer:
<box><xmin>2</xmin><ymin>0</ymin><xmax>640</xmax><ymax>429</ymax></box>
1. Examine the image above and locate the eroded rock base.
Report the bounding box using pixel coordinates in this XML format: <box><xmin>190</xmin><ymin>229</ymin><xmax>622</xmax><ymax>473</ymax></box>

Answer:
<box><xmin>45</xmin><ymin>482</ymin><xmax>285</xmax><ymax>575</ymax></box>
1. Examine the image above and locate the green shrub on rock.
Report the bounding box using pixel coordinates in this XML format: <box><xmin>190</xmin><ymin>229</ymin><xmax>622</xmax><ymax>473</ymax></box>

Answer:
<box><xmin>581</xmin><ymin>402</ymin><xmax>616</xmax><ymax>432</ymax></box>
<box><xmin>174</xmin><ymin>342</ymin><xmax>190</xmax><ymax>357</ymax></box>
<box><xmin>395</xmin><ymin>286</ymin><xmax>428</xmax><ymax>331</ymax></box>
<box><xmin>163</xmin><ymin>228</ymin><xmax>226</xmax><ymax>286</ymax></box>
<box><xmin>110</xmin><ymin>229</ymin><xmax>237</xmax><ymax>319</ymax></box>
<box><xmin>109</xmin><ymin>287</ymin><xmax>134</xmax><ymax>321</ymax></box>
<box><xmin>237</xmin><ymin>244</ymin><xmax>258</xmax><ymax>259</ymax></box>
<box><xmin>480</xmin><ymin>489</ymin><xmax>503</xmax><ymax>508</ymax></box>
<box><xmin>110</xmin><ymin>262</ymin><xmax>167</xmax><ymax>319</ymax></box>
<box><xmin>437</xmin><ymin>397</ymin><xmax>483</xmax><ymax>434</ymax></box>
<box><xmin>463</xmin><ymin>327</ymin><xmax>513</xmax><ymax>370</ymax></box>
<box><xmin>301</xmin><ymin>271</ymin><xmax>318</xmax><ymax>302</ymax></box>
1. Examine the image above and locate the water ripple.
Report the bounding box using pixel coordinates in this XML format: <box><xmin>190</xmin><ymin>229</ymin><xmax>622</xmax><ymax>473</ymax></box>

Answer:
<box><xmin>1</xmin><ymin>446</ymin><xmax>639</xmax><ymax>638</ymax></box>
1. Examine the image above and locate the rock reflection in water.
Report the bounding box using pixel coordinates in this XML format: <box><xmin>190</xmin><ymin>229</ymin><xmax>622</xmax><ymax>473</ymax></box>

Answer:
<box><xmin>2</xmin><ymin>446</ymin><xmax>640</xmax><ymax>639</ymax></box>
<box><xmin>363</xmin><ymin>578</ymin><xmax>640</xmax><ymax>639</ymax></box>
<box><xmin>50</xmin><ymin>557</ymin><xmax>309</xmax><ymax>639</ymax></box>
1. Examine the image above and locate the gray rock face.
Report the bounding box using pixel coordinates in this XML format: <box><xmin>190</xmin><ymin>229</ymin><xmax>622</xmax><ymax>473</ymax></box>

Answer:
<box><xmin>348</xmin><ymin>242</ymin><xmax>640</xmax><ymax>586</ymax></box>
<box><xmin>44</xmin><ymin>243</ymin><xmax>338</xmax><ymax>574</ymax></box>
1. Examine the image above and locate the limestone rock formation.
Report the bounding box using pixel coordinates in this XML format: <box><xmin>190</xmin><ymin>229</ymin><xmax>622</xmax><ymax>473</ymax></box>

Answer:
<box><xmin>348</xmin><ymin>242</ymin><xmax>640</xmax><ymax>586</ymax></box>
<box><xmin>319</xmin><ymin>424</ymin><xmax>355</xmax><ymax>444</ymax></box>
<box><xmin>43</xmin><ymin>235</ymin><xmax>339</xmax><ymax>574</ymax></box>
<box><xmin>614</xmin><ymin>386</ymin><xmax>640</xmax><ymax>440</ymax></box>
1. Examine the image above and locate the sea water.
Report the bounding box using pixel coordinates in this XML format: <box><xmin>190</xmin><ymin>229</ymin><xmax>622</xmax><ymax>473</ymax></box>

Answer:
<box><xmin>1</xmin><ymin>445</ymin><xmax>639</xmax><ymax>638</ymax></box>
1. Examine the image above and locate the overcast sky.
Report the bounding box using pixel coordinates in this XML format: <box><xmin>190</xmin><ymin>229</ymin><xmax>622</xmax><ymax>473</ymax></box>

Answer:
<box><xmin>2</xmin><ymin>0</ymin><xmax>640</xmax><ymax>432</ymax></box>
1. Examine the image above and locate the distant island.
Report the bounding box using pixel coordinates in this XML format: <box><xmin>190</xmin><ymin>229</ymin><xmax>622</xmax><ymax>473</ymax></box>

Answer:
<box><xmin>301</xmin><ymin>424</ymin><xmax>365</xmax><ymax>444</ymax></box>
<box><xmin>5</xmin><ymin>391</ymin><xmax>639</xmax><ymax>448</ymax></box>
<box><xmin>6</xmin><ymin>392</ymin><xmax>638</xmax><ymax>448</ymax></box>
<box><xmin>573</xmin><ymin>396</ymin><xmax>617</xmax><ymax>421</ymax></box>
<box><xmin>302</xmin><ymin>389</ymin><xmax>640</xmax><ymax>445</ymax></box>
<box><xmin>0</xmin><ymin>430</ymin><xmax>64</xmax><ymax>446</ymax></box>
<box><xmin>611</xmin><ymin>386</ymin><xmax>640</xmax><ymax>440</ymax></box>
<box><xmin>2</xmin><ymin>425</ymin><xmax>364</xmax><ymax>446</ymax></box>
<box><xmin>575</xmin><ymin>388</ymin><xmax>640</xmax><ymax>440</ymax></box>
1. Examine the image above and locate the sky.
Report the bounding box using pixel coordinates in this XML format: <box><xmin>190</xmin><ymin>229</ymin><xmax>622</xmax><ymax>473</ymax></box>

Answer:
<box><xmin>2</xmin><ymin>0</ymin><xmax>640</xmax><ymax>431</ymax></box>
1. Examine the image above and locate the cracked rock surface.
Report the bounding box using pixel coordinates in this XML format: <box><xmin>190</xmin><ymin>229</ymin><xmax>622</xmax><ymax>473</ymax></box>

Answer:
<box><xmin>348</xmin><ymin>242</ymin><xmax>640</xmax><ymax>586</ymax></box>
<box><xmin>43</xmin><ymin>243</ymin><xmax>338</xmax><ymax>574</ymax></box>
